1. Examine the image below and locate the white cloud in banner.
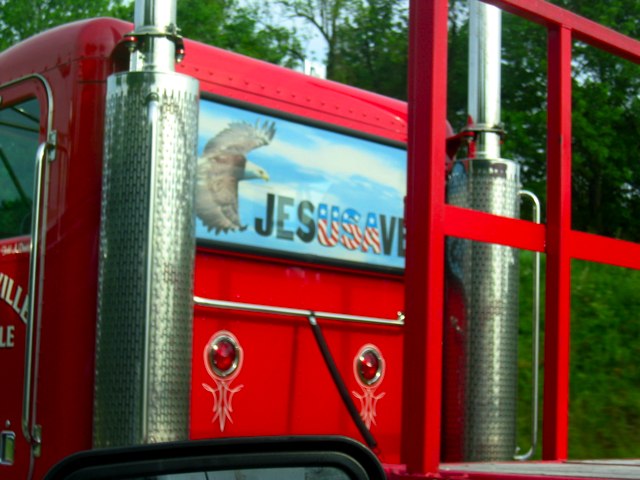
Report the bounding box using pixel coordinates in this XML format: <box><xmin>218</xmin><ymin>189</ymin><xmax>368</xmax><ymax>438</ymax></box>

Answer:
<box><xmin>238</xmin><ymin>182</ymin><xmax>274</xmax><ymax>204</ymax></box>
<box><xmin>264</xmin><ymin>134</ymin><xmax>405</xmax><ymax>195</ymax></box>
<box><xmin>197</xmin><ymin>113</ymin><xmax>236</xmax><ymax>152</ymax></box>
<box><xmin>197</xmin><ymin>106</ymin><xmax>405</xmax><ymax>198</ymax></box>
<box><xmin>239</xmin><ymin>181</ymin><xmax>342</xmax><ymax>209</ymax></box>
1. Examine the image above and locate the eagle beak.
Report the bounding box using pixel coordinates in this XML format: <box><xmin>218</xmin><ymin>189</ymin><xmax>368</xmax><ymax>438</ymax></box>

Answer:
<box><xmin>262</xmin><ymin>172</ymin><xmax>270</xmax><ymax>181</ymax></box>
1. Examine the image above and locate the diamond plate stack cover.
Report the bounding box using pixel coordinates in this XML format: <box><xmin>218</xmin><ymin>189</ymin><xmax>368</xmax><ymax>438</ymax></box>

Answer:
<box><xmin>95</xmin><ymin>71</ymin><xmax>199</xmax><ymax>447</ymax></box>
<box><xmin>445</xmin><ymin>158</ymin><xmax>520</xmax><ymax>461</ymax></box>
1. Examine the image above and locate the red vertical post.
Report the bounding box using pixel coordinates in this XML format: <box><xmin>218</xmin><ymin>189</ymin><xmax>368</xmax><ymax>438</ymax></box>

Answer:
<box><xmin>543</xmin><ymin>25</ymin><xmax>572</xmax><ymax>461</ymax></box>
<box><xmin>401</xmin><ymin>0</ymin><xmax>448</xmax><ymax>475</ymax></box>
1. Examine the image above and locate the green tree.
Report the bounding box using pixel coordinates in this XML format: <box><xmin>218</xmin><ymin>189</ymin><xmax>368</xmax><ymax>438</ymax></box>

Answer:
<box><xmin>277</xmin><ymin>0</ymin><xmax>408</xmax><ymax>99</ymax></box>
<box><xmin>568</xmin><ymin>260</ymin><xmax>640</xmax><ymax>458</ymax></box>
<box><xmin>0</xmin><ymin>0</ymin><xmax>302</xmax><ymax>69</ymax></box>
<box><xmin>447</xmin><ymin>0</ymin><xmax>471</xmax><ymax>128</ymax></box>
<box><xmin>276</xmin><ymin>0</ymin><xmax>349</xmax><ymax>78</ymax></box>
<box><xmin>177</xmin><ymin>0</ymin><xmax>303</xmax><ymax>68</ymax></box>
<box><xmin>0</xmin><ymin>0</ymin><xmax>131</xmax><ymax>51</ymax></box>
<box><xmin>500</xmin><ymin>1</ymin><xmax>640</xmax><ymax>239</ymax></box>
<box><xmin>332</xmin><ymin>0</ymin><xmax>408</xmax><ymax>99</ymax></box>
<box><xmin>562</xmin><ymin>1</ymin><xmax>640</xmax><ymax>239</ymax></box>
<box><xmin>499</xmin><ymin>13</ymin><xmax>548</xmax><ymax>206</ymax></box>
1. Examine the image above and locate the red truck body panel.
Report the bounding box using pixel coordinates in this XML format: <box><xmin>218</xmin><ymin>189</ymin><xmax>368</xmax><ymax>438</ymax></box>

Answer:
<box><xmin>185</xmin><ymin>23</ymin><xmax>406</xmax><ymax>462</ymax></box>
<box><xmin>0</xmin><ymin>20</ymin><xmax>123</xmax><ymax>478</ymax></box>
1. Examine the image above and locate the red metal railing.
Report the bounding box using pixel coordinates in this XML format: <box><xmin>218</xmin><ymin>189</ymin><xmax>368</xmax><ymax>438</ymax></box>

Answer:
<box><xmin>403</xmin><ymin>0</ymin><xmax>640</xmax><ymax>475</ymax></box>
<box><xmin>402</xmin><ymin>1</ymin><xmax>448</xmax><ymax>474</ymax></box>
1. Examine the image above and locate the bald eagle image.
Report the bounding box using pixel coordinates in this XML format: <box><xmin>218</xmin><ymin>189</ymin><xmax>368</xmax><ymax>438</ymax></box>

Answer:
<box><xmin>196</xmin><ymin>120</ymin><xmax>275</xmax><ymax>233</ymax></box>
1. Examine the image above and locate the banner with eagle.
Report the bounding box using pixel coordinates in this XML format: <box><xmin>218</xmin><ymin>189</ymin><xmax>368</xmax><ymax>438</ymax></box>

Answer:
<box><xmin>196</xmin><ymin>99</ymin><xmax>406</xmax><ymax>270</ymax></box>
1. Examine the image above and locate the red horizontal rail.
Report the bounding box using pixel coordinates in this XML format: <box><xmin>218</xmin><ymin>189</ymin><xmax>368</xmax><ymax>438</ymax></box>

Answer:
<box><xmin>571</xmin><ymin>231</ymin><xmax>640</xmax><ymax>270</ymax></box>
<box><xmin>445</xmin><ymin>208</ymin><xmax>640</xmax><ymax>271</ymax></box>
<box><xmin>485</xmin><ymin>0</ymin><xmax>640</xmax><ymax>63</ymax></box>
<box><xmin>444</xmin><ymin>205</ymin><xmax>546</xmax><ymax>252</ymax></box>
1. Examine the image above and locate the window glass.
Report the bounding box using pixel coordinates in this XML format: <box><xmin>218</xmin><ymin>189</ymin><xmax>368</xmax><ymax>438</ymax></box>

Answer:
<box><xmin>152</xmin><ymin>466</ymin><xmax>350</xmax><ymax>480</ymax></box>
<box><xmin>0</xmin><ymin>98</ymin><xmax>40</xmax><ymax>239</ymax></box>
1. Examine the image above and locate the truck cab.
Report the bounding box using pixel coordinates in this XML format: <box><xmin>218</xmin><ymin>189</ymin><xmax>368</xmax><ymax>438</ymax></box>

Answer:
<box><xmin>0</xmin><ymin>17</ymin><xmax>407</xmax><ymax>479</ymax></box>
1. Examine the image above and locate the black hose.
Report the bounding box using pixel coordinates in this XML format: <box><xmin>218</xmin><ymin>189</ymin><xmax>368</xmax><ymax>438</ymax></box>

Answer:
<box><xmin>307</xmin><ymin>313</ymin><xmax>378</xmax><ymax>450</ymax></box>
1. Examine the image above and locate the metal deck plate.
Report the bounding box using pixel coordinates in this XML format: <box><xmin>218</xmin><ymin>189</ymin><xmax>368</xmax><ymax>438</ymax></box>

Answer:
<box><xmin>441</xmin><ymin>460</ymin><xmax>640</xmax><ymax>479</ymax></box>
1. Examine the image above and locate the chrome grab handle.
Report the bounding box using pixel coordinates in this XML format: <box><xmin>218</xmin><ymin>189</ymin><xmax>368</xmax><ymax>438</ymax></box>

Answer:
<box><xmin>1</xmin><ymin>74</ymin><xmax>56</xmax><ymax>458</ymax></box>
<box><xmin>193</xmin><ymin>297</ymin><xmax>404</xmax><ymax>327</ymax></box>
<box><xmin>22</xmin><ymin>141</ymin><xmax>50</xmax><ymax>449</ymax></box>
<box><xmin>514</xmin><ymin>190</ymin><xmax>541</xmax><ymax>461</ymax></box>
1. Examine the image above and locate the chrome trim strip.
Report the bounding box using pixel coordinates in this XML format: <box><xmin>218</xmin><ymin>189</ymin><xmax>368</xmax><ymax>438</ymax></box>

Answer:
<box><xmin>193</xmin><ymin>296</ymin><xmax>404</xmax><ymax>327</ymax></box>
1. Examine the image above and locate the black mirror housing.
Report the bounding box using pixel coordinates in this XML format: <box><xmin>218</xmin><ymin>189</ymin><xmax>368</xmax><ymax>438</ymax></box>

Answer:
<box><xmin>44</xmin><ymin>436</ymin><xmax>386</xmax><ymax>480</ymax></box>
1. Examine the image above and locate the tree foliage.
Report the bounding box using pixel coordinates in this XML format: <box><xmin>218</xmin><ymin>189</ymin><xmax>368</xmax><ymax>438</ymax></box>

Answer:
<box><xmin>568</xmin><ymin>259</ymin><xmax>640</xmax><ymax>458</ymax></box>
<box><xmin>0</xmin><ymin>0</ymin><xmax>130</xmax><ymax>51</ymax></box>
<box><xmin>276</xmin><ymin>0</ymin><xmax>349</xmax><ymax>78</ymax></box>
<box><xmin>110</xmin><ymin>0</ymin><xmax>304</xmax><ymax>68</ymax></box>
<box><xmin>177</xmin><ymin>0</ymin><xmax>303</xmax><ymax>68</ymax></box>
<box><xmin>277</xmin><ymin>0</ymin><xmax>408</xmax><ymax>99</ymax></box>
<box><xmin>332</xmin><ymin>0</ymin><xmax>408</xmax><ymax>99</ymax></box>
<box><xmin>447</xmin><ymin>0</ymin><xmax>471</xmax><ymax>127</ymax></box>
<box><xmin>564</xmin><ymin>1</ymin><xmax>640</xmax><ymax>240</ymax></box>
<box><xmin>499</xmin><ymin>14</ymin><xmax>549</xmax><ymax>213</ymax></box>
<box><xmin>0</xmin><ymin>0</ymin><xmax>302</xmax><ymax>68</ymax></box>
<box><xmin>498</xmin><ymin>1</ymin><xmax>640</xmax><ymax>239</ymax></box>
<box><xmin>517</xmin><ymin>253</ymin><xmax>640</xmax><ymax>459</ymax></box>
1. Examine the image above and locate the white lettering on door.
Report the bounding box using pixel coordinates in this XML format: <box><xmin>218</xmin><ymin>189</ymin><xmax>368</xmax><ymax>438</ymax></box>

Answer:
<box><xmin>0</xmin><ymin>325</ymin><xmax>15</xmax><ymax>348</ymax></box>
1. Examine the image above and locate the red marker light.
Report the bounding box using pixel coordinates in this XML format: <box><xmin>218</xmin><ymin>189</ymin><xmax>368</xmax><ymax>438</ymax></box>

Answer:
<box><xmin>357</xmin><ymin>347</ymin><xmax>383</xmax><ymax>385</ymax></box>
<box><xmin>208</xmin><ymin>334</ymin><xmax>240</xmax><ymax>377</ymax></box>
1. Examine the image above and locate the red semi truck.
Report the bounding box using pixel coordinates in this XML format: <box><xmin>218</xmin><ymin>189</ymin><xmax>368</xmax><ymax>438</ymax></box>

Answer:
<box><xmin>1</xmin><ymin>0</ymin><xmax>640</xmax><ymax>479</ymax></box>
<box><xmin>1</xmin><ymin>10</ymin><xmax>408</xmax><ymax>480</ymax></box>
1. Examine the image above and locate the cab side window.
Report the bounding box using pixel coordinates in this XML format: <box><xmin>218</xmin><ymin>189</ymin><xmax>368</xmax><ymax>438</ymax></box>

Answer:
<box><xmin>0</xmin><ymin>98</ymin><xmax>40</xmax><ymax>239</ymax></box>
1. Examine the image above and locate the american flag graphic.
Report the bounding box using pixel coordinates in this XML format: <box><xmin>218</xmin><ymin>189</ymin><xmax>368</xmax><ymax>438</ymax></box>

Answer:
<box><xmin>361</xmin><ymin>213</ymin><xmax>381</xmax><ymax>254</ymax></box>
<box><xmin>340</xmin><ymin>209</ymin><xmax>362</xmax><ymax>250</ymax></box>
<box><xmin>317</xmin><ymin>204</ymin><xmax>340</xmax><ymax>247</ymax></box>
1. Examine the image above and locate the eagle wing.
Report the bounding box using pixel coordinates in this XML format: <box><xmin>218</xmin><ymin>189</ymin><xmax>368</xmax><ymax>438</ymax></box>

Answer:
<box><xmin>196</xmin><ymin>121</ymin><xmax>275</xmax><ymax>233</ymax></box>
<box><xmin>202</xmin><ymin>120</ymin><xmax>276</xmax><ymax>157</ymax></box>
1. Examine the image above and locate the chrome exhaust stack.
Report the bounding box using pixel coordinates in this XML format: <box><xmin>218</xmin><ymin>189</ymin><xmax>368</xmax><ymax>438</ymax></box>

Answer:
<box><xmin>94</xmin><ymin>0</ymin><xmax>199</xmax><ymax>447</ymax></box>
<box><xmin>443</xmin><ymin>0</ymin><xmax>520</xmax><ymax>461</ymax></box>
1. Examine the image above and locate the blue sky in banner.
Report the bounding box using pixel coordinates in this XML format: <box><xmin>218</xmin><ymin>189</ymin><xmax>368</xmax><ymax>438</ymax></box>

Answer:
<box><xmin>196</xmin><ymin>99</ymin><xmax>407</xmax><ymax>269</ymax></box>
